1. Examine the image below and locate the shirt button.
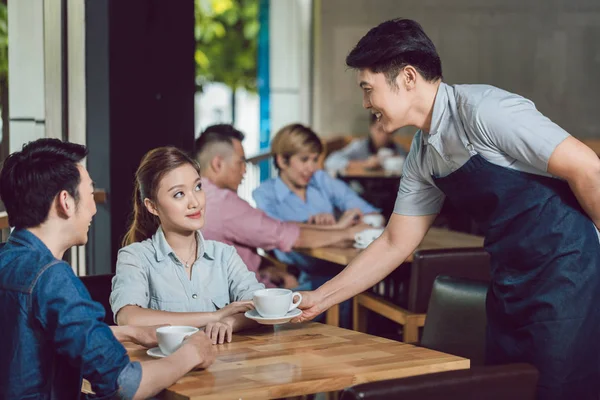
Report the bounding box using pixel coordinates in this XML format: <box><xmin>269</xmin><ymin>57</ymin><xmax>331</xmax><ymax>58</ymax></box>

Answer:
<box><xmin>192</xmin><ymin>294</ymin><xmax>197</xmax><ymax>299</ymax></box>
<box><xmin>444</xmin><ymin>155</ymin><xmax>451</xmax><ymax>161</ymax></box>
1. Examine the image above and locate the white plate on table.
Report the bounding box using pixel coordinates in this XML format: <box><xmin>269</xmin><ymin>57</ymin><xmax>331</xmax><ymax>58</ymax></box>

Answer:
<box><xmin>146</xmin><ymin>347</ymin><xmax>167</xmax><ymax>358</ymax></box>
<box><xmin>244</xmin><ymin>308</ymin><xmax>302</xmax><ymax>325</ymax></box>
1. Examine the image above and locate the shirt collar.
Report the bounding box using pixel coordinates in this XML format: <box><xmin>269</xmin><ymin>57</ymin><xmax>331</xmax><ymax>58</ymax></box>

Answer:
<box><xmin>274</xmin><ymin>176</ymin><xmax>293</xmax><ymax>202</ymax></box>
<box><xmin>274</xmin><ymin>172</ymin><xmax>320</xmax><ymax>202</ymax></box>
<box><xmin>8</xmin><ymin>229</ymin><xmax>54</xmax><ymax>257</ymax></box>
<box><xmin>422</xmin><ymin>82</ymin><xmax>451</xmax><ymax>146</ymax></box>
<box><xmin>151</xmin><ymin>226</ymin><xmax>214</xmax><ymax>263</ymax></box>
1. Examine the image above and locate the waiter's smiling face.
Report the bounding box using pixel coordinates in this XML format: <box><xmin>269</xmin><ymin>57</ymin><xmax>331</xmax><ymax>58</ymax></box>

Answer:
<box><xmin>358</xmin><ymin>66</ymin><xmax>418</xmax><ymax>133</ymax></box>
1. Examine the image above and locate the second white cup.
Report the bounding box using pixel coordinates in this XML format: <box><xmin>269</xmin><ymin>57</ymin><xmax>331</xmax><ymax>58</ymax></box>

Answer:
<box><xmin>253</xmin><ymin>288</ymin><xmax>302</xmax><ymax>318</ymax></box>
<box><xmin>156</xmin><ymin>325</ymin><xmax>199</xmax><ymax>355</ymax></box>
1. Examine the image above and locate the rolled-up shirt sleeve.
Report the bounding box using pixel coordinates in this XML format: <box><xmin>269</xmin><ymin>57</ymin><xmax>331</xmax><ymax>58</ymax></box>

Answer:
<box><xmin>224</xmin><ymin>246</ymin><xmax>265</xmax><ymax>301</ymax></box>
<box><xmin>115</xmin><ymin>361</ymin><xmax>142</xmax><ymax>400</ymax></box>
<box><xmin>110</xmin><ymin>247</ymin><xmax>150</xmax><ymax>321</ymax></box>
<box><xmin>224</xmin><ymin>194</ymin><xmax>300</xmax><ymax>252</ymax></box>
<box><xmin>393</xmin><ymin>135</ymin><xmax>445</xmax><ymax>216</ymax></box>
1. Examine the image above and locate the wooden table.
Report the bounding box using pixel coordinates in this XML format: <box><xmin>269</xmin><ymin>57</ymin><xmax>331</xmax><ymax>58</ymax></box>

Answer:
<box><xmin>298</xmin><ymin>227</ymin><xmax>484</xmax><ymax>326</ymax></box>
<box><xmin>298</xmin><ymin>227</ymin><xmax>484</xmax><ymax>266</ymax></box>
<box><xmin>339</xmin><ymin>167</ymin><xmax>401</xmax><ymax>179</ymax></box>
<box><xmin>121</xmin><ymin>323</ymin><xmax>469</xmax><ymax>399</ymax></box>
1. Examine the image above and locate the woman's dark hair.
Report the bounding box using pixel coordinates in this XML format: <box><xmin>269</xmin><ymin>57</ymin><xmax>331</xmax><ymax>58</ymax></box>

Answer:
<box><xmin>0</xmin><ymin>138</ymin><xmax>87</xmax><ymax>229</ymax></box>
<box><xmin>346</xmin><ymin>18</ymin><xmax>443</xmax><ymax>87</ymax></box>
<box><xmin>122</xmin><ymin>146</ymin><xmax>200</xmax><ymax>246</ymax></box>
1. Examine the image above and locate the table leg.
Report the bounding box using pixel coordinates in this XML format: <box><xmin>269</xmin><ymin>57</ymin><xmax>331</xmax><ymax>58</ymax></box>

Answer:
<box><xmin>352</xmin><ymin>296</ymin><xmax>367</xmax><ymax>332</ymax></box>
<box><xmin>326</xmin><ymin>304</ymin><xmax>340</xmax><ymax>326</ymax></box>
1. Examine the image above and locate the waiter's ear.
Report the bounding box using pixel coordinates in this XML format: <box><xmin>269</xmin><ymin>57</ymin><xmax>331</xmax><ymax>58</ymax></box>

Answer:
<box><xmin>401</xmin><ymin>66</ymin><xmax>418</xmax><ymax>91</ymax></box>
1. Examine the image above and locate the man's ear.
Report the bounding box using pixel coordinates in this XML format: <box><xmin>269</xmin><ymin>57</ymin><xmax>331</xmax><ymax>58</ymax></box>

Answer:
<box><xmin>144</xmin><ymin>198</ymin><xmax>159</xmax><ymax>216</ymax></box>
<box><xmin>210</xmin><ymin>155</ymin><xmax>224</xmax><ymax>173</ymax></box>
<box><xmin>55</xmin><ymin>190</ymin><xmax>75</xmax><ymax>218</ymax></box>
<box><xmin>401</xmin><ymin>65</ymin><xmax>418</xmax><ymax>91</ymax></box>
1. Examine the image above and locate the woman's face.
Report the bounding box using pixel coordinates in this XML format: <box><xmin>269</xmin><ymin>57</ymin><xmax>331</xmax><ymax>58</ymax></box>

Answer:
<box><xmin>145</xmin><ymin>163</ymin><xmax>206</xmax><ymax>234</ymax></box>
<box><xmin>369</xmin><ymin>121</ymin><xmax>391</xmax><ymax>151</ymax></box>
<box><xmin>279</xmin><ymin>151</ymin><xmax>320</xmax><ymax>189</ymax></box>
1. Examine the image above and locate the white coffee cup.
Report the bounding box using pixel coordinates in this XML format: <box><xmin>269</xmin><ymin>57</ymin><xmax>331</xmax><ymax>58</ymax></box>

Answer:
<box><xmin>382</xmin><ymin>156</ymin><xmax>405</xmax><ymax>172</ymax></box>
<box><xmin>156</xmin><ymin>326</ymin><xmax>199</xmax><ymax>356</ymax></box>
<box><xmin>253</xmin><ymin>288</ymin><xmax>303</xmax><ymax>318</ymax></box>
<box><xmin>363</xmin><ymin>214</ymin><xmax>385</xmax><ymax>228</ymax></box>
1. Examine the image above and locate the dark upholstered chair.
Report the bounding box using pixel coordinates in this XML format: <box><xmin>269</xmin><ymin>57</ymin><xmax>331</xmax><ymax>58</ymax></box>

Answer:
<box><xmin>340</xmin><ymin>363</ymin><xmax>539</xmax><ymax>400</ymax></box>
<box><xmin>79</xmin><ymin>274</ymin><xmax>115</xmax><ymax>325</ymax></box>
<box><xmin>420</xmin><ymin>275</ymin><xmax>489</xmax><ymax>366</ymax></box>
<box><xmin>353</xmin><ymin>248</ymin><xmax>490</xmax><ymax>342</ymax></box>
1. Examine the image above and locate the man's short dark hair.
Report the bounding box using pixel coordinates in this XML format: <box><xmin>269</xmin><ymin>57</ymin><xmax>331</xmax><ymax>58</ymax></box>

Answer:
<box><xmin>194</xmin><ymin>124</ymin><xmax>245</xmax><ymax>165</ymax></box>
<box><xmin>194</xmin><ymin>124</ymin><xmax>245</xmax><ymax>156</ymax></box>
<box><xmin>346</xmin><ymin>18</ymin><xmax>443</xmax><ymax>87</ymax></box>
<box><xmin>0</xmin><ymin>138</ymin><xmax>88</xmax><ymax>229</ymax></box>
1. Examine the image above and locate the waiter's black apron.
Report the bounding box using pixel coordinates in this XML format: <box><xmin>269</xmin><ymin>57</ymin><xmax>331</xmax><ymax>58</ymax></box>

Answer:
<box><xmin>432</xmin><ymin>103</ymin><xmax>600</xmax><ymax>399</ymax></box>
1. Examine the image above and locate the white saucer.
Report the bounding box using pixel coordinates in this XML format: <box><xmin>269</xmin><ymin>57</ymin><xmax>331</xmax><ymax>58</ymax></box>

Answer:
<box><xmin>244</xmin><ymin>308</ymin><xmax>302</xmax><ymax>325</ymax></box>
<box><xmin>146</xmin><ymin>347</ymin><xmax>167</xmax><ymax>358</ymax></box>
<box><xmin>353</xmin><ymin>242</ymin><xmax>370</xmax><ymax>249</ymax></box>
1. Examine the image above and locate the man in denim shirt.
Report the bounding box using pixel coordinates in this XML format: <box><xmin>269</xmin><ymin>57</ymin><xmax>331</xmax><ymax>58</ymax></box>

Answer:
<box><xmin>0</xmin><ymin>139</ymin><xmax>216</xmax><ymax>399</ymax></box>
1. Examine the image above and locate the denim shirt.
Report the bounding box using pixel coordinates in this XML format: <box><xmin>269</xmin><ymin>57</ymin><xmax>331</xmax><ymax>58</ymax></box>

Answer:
<box><xmin>0</xmin><ymin>229</ymin><xmax>141</xmax><ymax>399</ymax></box>
<box><xmin>110</xmin><ymin>227</ymin><xmax>264</xmax><ymax>320</ymax></box>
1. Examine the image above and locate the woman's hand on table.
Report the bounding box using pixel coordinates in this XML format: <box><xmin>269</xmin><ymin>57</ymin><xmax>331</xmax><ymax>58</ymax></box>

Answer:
<box><xmin>308</xmin><ymin>213</ymin><xmax>336</xmax><ymax>225</ymax></box>
<box><xmin>205</xmin><ymin>318</ymin><xmax>234</xmax><ymax>344</ymax></box>
<box><xmin>130</xmin><ymin>325</ymin><xmax>168</xmax><ymax>348</ymax></box>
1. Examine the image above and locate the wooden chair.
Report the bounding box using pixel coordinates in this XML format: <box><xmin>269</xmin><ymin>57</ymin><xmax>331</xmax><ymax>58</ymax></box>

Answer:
<box><xmin>79</xmin><ymin>274</ymin><xmax>115</xmax><ymax>325</ymax></box>
<box><xmin>353</xmin><ymin>248</ymin><xmax>490</xmax><ymax>342</ymax></box>
<box><xmin>340</xmin><ymin>363</ymin><xmax>538</xmax><ymax>400</ymax></box>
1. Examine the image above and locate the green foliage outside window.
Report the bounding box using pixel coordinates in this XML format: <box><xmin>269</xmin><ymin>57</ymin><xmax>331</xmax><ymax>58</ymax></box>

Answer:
<box><xmin>194</xmin><ymin>0</ymin><xmax>259</xmax><ymax>93</ymax></box>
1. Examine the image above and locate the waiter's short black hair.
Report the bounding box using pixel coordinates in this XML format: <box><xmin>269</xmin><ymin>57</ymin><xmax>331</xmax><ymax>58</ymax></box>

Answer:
<box><xmin>346</xmin><ymin>18</ymin><xmax>443</xmax><ymax>87</ymax></box>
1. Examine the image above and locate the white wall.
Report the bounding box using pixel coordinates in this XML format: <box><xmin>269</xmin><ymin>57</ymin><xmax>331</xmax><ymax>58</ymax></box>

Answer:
<box><xmin>269</xmin><ymin>0</ymin><xmax>312</xmax><ymax>135</ymax></box>
<box><xmin>8</xmin><ymin>0</ymin><xmax>46</xmax><ymax>152</ymax></box>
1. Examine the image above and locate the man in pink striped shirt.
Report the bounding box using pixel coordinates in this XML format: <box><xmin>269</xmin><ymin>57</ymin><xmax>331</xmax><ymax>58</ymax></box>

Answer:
<box><xmin>195</xmin><ymin>125</ymin><xmax>368</xmax><ymax>289</ymax></box>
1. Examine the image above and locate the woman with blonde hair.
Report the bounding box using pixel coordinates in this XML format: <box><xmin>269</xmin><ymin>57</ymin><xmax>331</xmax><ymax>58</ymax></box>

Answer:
<box><xmin>253</xmin><ymin>124</ymin><xmax>381</xmax><ymax>326</ymax></box>
<box><xmin>110</xmin><ymin>147</ymin><xmax>263</xmax><ymax>344</ymax></box>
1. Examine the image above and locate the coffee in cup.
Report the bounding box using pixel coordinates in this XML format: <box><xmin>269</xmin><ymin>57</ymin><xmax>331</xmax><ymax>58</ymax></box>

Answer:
<box><xmin>156</xmin><ymin>325</ymin><xmax>199</xmax><ymax>355</ymax></box>
<box><xmin>253</xmin><ymin>288</ymin><xmax>302</xmax><ymax>318</ymax></box>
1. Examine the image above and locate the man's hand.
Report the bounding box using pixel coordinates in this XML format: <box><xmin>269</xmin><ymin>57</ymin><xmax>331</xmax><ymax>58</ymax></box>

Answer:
<box><xmin>290</xmin><ymin>291</ymin><xmax>325</xmax><ymax>323</ymax></box>
<box><xmin>205</xmin><ymin>317</ymin><xmax>235</xmax><ymax>344</ymax></box>
<box><xmin>130</xmin><ymin>325</ymin><xmax>168</xmax><ymax>348</ymax></box>
<box><xmin>214</xmin><ymin>301</ymin><xmax>254</xmax><ymax>321</ymax></box>
<box><xmin>335</xmin><ymin>208</ymin><xmax>363</xmax><ymax>229</ymax></box>
<box><xmin>308</xmin><ymin>213</ymin><xmax>336</xmax><ymax>225</ymax></box>
<box><xmin>179</xmin><ymin>331</ymin><xmax>216</xmax><ymax>369</ymax></box>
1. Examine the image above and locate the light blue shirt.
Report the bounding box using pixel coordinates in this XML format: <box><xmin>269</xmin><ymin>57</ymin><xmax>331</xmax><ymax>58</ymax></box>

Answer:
<box><xmin>110</xmin><ymin>227</ymin><xmax>264</xmax><ymax>320</ymax></box>
<box><xmin>252</xmin><ymin>170</ymin><xmax>379</xmax><ymax>271</ymax></box>
<box><xmin>395</xmin><ymin>82</ymin><xmax>570</xmax><ymax>216</ymax></box>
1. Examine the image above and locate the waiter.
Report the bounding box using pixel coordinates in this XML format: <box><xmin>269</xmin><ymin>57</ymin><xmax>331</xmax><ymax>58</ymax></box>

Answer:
<box><xmin>293</xmin><ymin>18</ymin><xmax>600</xmax><ymax>399</ymax></box>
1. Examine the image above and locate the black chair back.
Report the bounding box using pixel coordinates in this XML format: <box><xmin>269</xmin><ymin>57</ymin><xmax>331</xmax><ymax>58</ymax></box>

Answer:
<box><xmin>421</xmin><ymin>275</ymin><xmax>488</xmax><ymax>365</ymax></box>
<box><xmin>340</xmin><ymin>363</ymin><xmax>538</xmax><ymax>400</ymax></box>
<box><xmin>79</xmin><ymin>274</ymin><xmax>115</xmax><ymax>325</ymax></box>
<box><xmin>409</xmin><ymin>248</ymin><xmax>490</xmax><ymax>314</ymax></box>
